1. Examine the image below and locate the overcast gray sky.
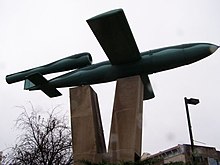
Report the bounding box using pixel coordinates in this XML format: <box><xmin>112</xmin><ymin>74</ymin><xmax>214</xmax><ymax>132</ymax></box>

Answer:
<box><xmin>1</xmin><ymin>0</ymin><xmax>220</xmax><ymax>154</ymax></box>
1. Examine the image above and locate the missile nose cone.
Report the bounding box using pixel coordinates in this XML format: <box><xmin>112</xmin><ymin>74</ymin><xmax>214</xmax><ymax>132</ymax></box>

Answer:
<box><xmin>209</xmin><ymin>44</ymin><xmax>219</xmax><ymax>54</ymax></box>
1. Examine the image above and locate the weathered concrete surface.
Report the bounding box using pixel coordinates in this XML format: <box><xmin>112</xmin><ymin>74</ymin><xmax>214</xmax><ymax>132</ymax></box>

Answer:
<box><xmin>108</xmin><ymin>76</ymin><xmax>144</xmax><ymax>163</ymax></box>
<box><xmin>69</xmin><ymin>86</ymin><xmax>106</xmax><ymax>164</ymax></box>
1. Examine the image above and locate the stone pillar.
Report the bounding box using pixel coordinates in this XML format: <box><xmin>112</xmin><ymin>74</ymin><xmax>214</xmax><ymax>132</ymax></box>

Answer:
<box><xmin>69</xmin><ymin>86</ymin><xmax>106</xmax><ymax>164</ymax></box>
<box><xmin>108</xmin><ymin>76</ymin><xmax>144</xmax><ymax>163</ymax></box>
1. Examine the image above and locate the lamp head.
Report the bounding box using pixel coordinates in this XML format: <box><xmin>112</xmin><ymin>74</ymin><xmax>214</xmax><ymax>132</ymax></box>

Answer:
<box><xmin>185</xmin><ymin>97</ymin><xmax>200</xmax><ymax>105</ymax></box>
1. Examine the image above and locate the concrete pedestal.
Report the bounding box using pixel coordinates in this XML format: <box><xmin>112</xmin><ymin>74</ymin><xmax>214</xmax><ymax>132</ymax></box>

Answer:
<box><xmin>108</xmin><ymin>76</ymin><xmax>144</xmax><ymax>163</ymax></box>
<box><xmin>69</xmin><ymin>86</ymin><xmax>106</xmax><ymax>164</ymax></box>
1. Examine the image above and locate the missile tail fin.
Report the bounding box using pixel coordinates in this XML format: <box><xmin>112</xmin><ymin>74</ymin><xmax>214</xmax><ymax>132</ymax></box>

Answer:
<box><xmin>24</xmin><ymin>79</ymin><xmax>35</xmax><ymax>90</ymax></box>
<box><xmin>140</xmin><ymin>74</ymin><xmax>155</xmax><ymax>100</ymax></box>
<box><xmin>25</xmin><ymin>73</ymin><xmax>62</xmax><ymax>98</ymax></box>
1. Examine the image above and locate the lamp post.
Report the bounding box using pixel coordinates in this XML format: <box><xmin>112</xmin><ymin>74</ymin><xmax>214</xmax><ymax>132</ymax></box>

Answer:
<box><xmin>184</xmin><ymin>97</ymin><xmax>199</xmax><ymax>164</ymax></box>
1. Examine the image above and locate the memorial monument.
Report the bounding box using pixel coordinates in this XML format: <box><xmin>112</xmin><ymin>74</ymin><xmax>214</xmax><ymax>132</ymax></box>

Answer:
<box><xmin>6</xmin><ymin>8</ymin><xmax>219</xmax><ymax>164</ymax></box>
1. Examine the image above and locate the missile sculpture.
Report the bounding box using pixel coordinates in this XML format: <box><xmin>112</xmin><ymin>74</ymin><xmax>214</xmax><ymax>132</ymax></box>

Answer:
<box><xmin>6</xmin><ymin>9</ymin><xmax>219</xmax><ymax>99</ymax></box>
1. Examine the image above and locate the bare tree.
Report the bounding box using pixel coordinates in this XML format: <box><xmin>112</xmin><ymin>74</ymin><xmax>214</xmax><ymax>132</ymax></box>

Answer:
<box><xmin>4</xmin><ymin>104</ymin><xmax>73</xmax><ymax>165</ymax></box>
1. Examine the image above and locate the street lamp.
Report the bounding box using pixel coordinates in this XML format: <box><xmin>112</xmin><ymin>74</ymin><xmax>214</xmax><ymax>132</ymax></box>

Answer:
<box><xmin>184</xmin><ymin>97</ymin><xmax>199</xmax><ymax>163</ymax></box>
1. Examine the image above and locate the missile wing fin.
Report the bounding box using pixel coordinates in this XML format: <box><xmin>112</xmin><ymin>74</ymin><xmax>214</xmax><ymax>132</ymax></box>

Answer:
<box><xmin>87</xmin><ymin>9</ymin><xmax>141</xmax><ymax>65</ymax></box>
<box><xmin>140</xmin><ymin>75</ymin><xmax>155</xmax><ymax>100</ymax></box>
<box><xmin>25</xmin><ymin>73</ymin><xmax>62</xmax><ymax>98</ymax></box>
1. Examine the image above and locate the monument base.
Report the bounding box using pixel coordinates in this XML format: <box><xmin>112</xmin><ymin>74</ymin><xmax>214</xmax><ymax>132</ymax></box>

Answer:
<box><xmin>69</xmin><ymin>76</ymin><xmax>144</xmax><ymax>164</ymax></box>
<box><xmin>108</xmin><ymin>76</ymin><xmax>144</xmax><ymax>163</ymax></box>
<box><xmin>69</xmin><ymin>86</ymin><xmax>106</xmax><ymax>165</ymax></box>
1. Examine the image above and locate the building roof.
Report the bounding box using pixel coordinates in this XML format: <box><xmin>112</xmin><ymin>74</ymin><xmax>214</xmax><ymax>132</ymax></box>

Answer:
<box><xmin>141</xmin><ymin>144</ymin><xmax>220</xmax><ymax>161</ymax></box>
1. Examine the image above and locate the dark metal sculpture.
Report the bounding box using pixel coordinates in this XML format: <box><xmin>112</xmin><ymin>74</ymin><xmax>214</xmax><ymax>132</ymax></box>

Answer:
<box><xmin>6</xmin><ymin>9</ymin><xmax>219</xmax><ymax>99</ymax></box>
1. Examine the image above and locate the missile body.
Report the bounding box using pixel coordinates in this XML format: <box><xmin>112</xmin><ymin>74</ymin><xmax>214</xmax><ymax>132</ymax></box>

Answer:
<box><xmin>5</xmin><ymin>8</ymin><xmax>219</xmax><ymax>98</ymax></box>
<box><xmin>6</xmin><ymin>53</ymin><xmax>92</xmax><ymax>84</ymax></box>
<box><xmin>29</xmin><ymin>43</ymin><xmax>218</xmax><ymax>90</ymax></box>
